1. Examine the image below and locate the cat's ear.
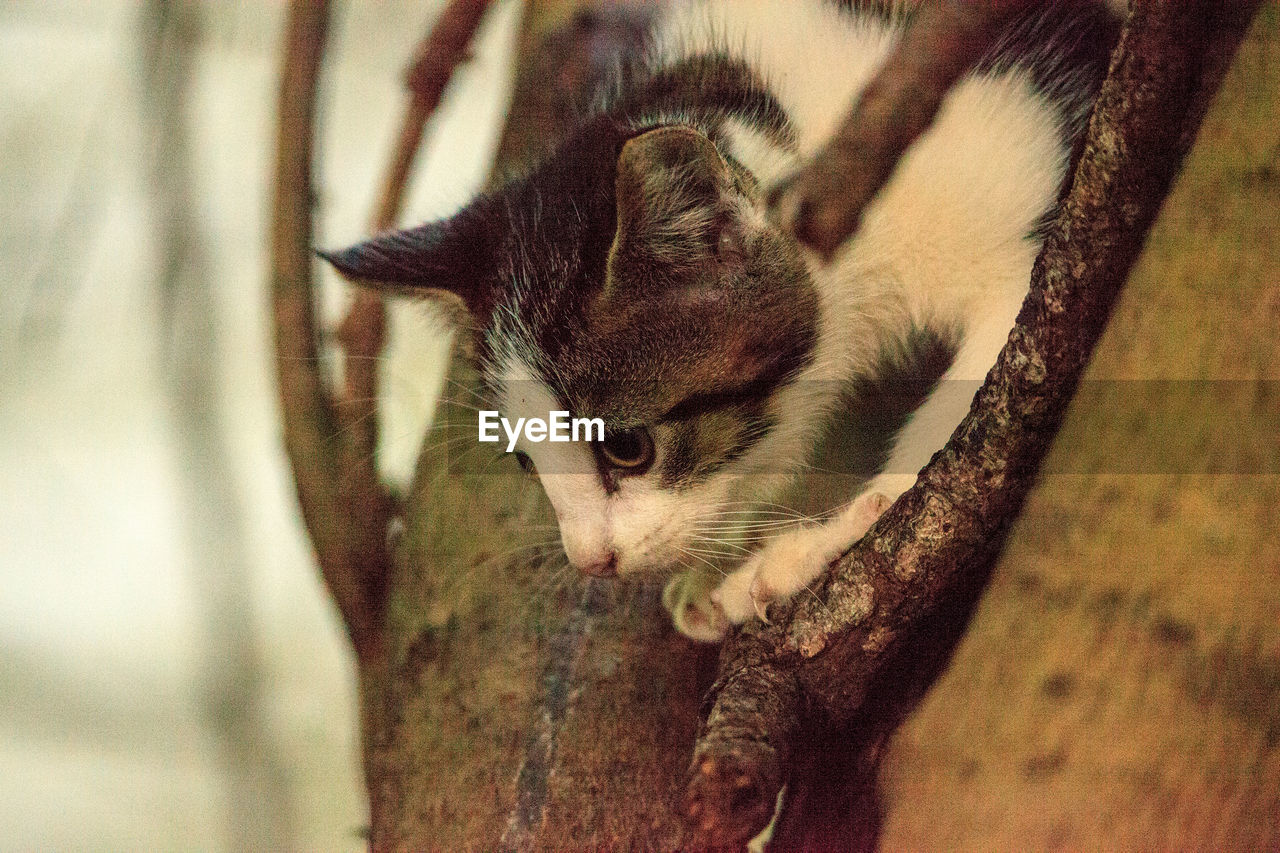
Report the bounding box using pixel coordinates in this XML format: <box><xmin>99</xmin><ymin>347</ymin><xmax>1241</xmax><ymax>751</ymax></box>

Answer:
<box><xmin>611</xmin><ymin>125</ymin><xmax>731</xmax><ymax>268</ymax></box>
<box><xmin>318</xmin><ymin>210</ymin><xmax>495</xmax><ymax>314</ymax></box>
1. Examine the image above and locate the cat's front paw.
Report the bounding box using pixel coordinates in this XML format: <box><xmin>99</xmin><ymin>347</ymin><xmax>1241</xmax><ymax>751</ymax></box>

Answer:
<box><xmin>714</xmin><ymin>491</ymin><xmax>892</xmax><ymax>624</ymax></box>
<box><xmin>739</xmin><ymin>526</ymin><xmax>837</xmax><ymax>624</ymax></box>
<box><xmin>664</xmin><ymin>570</ymin><xmax>731</xmax><ymax>643</ymax></box>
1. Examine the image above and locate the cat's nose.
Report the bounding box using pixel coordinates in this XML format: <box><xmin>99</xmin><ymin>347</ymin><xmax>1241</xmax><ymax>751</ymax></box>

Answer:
<box><xmin>579</xmin><ymin>551</ymin><xmax>618</xmax><ymax>578</ymax></box>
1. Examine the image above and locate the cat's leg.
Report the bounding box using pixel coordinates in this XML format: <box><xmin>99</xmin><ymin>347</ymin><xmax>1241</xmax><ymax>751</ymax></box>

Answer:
<box><xmin>662</xmin><ymin>490</ymin><xmax>889</xmax><ymax>639</ymax></box>
<box><xmin>862</xmin><ymin>307</ymin><xmax>1021</xmax><ymax>499</ymax></box>
<box><xmin>715</xmin><ymin>306</ymin><xmax>1020</xmax><ymax>624</ymax></box>
<box><xmin>711</xmin><ymin>490</ymin><xmax>891</xmax><ymax>624</ymax></box>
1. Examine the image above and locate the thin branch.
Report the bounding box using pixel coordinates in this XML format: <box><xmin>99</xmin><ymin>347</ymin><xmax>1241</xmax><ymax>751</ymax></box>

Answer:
<box><xmin>374</xmin><ymin>0</ymin><xmax>495</xmax><ymax>230</ymax></box>
<box><xmin>271</xmin><ymin>0</ymin><xmax>387</xmax><ymax>662</ymax></box>
<box><xmin>269</xmin><ymin>0</ymin><xmax>493</xmax><ymax>667</ymax></box>
<box><xmin>334</xmin><ymin>0</ymin><xmax>495</xmax><ymax>590</ymax></box>
<box><xmin>685</xmin><ymin>0</ymin><xmax>1264</xmax><ymax>845</ymax></box>
<box><xmin>778</xmin><ymin>0</ymin><xmax>1035</xmax><ymax>260</ymax></box>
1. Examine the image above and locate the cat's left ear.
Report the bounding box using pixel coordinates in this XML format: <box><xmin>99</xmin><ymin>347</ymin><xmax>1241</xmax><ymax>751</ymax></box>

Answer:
<box><xmin>318</xmin><ymin>204</ymin><xmax>497</xmax><ymax>316</ymax></box>
<box><xmin>609</xmin><ymin>125</ymin><xmax>734</xmax><ymax>277</ymax></box>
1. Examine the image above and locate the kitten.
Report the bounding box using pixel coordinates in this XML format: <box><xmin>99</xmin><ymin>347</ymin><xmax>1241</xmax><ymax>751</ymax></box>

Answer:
<box><xmin>322</xmin><ymin>0</ymin><xmax>1120</xmax><ymax>642</ymax></box>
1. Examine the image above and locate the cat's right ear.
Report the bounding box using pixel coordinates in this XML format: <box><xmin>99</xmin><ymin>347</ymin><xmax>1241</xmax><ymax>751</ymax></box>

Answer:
<box><xmin>318</xmin><ymin>212</ymin><xmax>494</xmax><ymax>315</ymax></box>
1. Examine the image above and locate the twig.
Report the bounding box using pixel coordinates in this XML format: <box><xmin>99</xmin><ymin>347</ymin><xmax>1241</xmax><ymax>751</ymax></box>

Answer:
<box><xmin>334</xmin><ymin>0</ymin><xmax>495</xmax><ymax>578</ymax></box>
<box><xmin>269</xmin><ymin>0</ymin><xmax>494</xmax><ymax>667</ymax></box>
<box><xmin>778</xmin><ymin>0</ymin><xmax>1035</xmax><ymax>260</ymax></box>
<box><xmin>685</xmin><ymin>0</ymin><xmax>1264</xmax><ymax>845</ymax></box>
<box><xmin>373</xmin><ymin>0</ymin><xmax>494</xmax><ymax>230</ymax></box>
<box><xmin>271</xmin><ymin>0</ymin><xmax>387</xmax><ymax>663</ymax></box>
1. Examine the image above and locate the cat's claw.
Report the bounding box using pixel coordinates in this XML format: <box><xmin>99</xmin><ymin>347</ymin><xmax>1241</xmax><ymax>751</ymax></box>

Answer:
<box><xmin>712</xmin><ymin>490</ymin><xmax>893</xmax><ymax>626</ymax></box>
<box><xmin>748</xmin><ymin>574</ymin><xmax>774</xmax><ymax>624</ymax></box>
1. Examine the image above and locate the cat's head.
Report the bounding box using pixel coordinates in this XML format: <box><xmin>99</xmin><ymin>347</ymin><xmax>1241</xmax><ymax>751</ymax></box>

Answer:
<box><xmin>323</xmin><ymin>118</ymin><xmax>818</xmax><ymax>578</ymax></box>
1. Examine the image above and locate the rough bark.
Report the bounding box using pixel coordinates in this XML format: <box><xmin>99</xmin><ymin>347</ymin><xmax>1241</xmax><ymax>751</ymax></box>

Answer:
<box><xmin>877</xmin><ymin>11</ymin><xmax>1280</xmax><ymax>843</ymax></box>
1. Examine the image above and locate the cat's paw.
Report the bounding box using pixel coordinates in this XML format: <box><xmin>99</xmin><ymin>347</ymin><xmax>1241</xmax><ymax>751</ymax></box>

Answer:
<box><xmin>664</xmin><ymin>571</ymin><xmax>731</xmax><ymax>643</ymax></box>
<box><xmin>708</xmin><ymin>561</ymin><xmax>758</xmax><ymax>625</ymax></box>
<box><xmin>715</xmin><ymin>491</ymin><xmax>892</xmax><ymax>624</ymax></box>
<box><xmin>741</xmin><ymin>526</ymin><xmax>836</xmax><ymax>623</ymax></box>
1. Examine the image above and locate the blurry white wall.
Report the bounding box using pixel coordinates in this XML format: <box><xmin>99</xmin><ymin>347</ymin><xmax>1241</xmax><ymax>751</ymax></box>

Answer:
<box><xmin>0</xmin><ymin>0</ymin><xmax>521</xmax><ymax>848</ymax></box>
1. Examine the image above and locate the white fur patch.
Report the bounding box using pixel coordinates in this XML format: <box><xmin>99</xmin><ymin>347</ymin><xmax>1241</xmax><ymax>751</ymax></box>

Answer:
<box><xmin>498</xmin><ymin>356</ymin><xmax>611</xmax><ymax>570</ymax></box>
<box><xmin>650</xmin><ymin>0</ymin><xmax>1083</xmax><ymax>629</ymax></box>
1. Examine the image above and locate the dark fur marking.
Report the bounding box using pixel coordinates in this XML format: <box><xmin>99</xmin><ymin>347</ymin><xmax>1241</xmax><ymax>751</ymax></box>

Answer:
<box><xmin>658</xmin><ymin>406</ymin><xmax>776</xmax><ymax>489</ymax></box>
<box><xmin>974</xmin><ymin>0</ymin><xmax>1121</xmax><ymax>141</ymax></box>
<box><xmin>617</xmin><ymin>54</ymin><xmax>796</xmax><ymax>147</ymax></box>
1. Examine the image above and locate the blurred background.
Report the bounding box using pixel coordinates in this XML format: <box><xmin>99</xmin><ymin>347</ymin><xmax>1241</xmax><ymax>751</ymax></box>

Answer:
<box><xmin>0</xmin><ymin>0</ymin><xmax>522</xmax><ymax>848</ymax></box>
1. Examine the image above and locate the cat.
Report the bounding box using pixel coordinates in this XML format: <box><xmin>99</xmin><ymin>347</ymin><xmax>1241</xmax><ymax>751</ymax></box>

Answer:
<box><xmin>322</xmin><ymin>0</ymin><xmax>1120</xmax><ymax>642</ymax></box>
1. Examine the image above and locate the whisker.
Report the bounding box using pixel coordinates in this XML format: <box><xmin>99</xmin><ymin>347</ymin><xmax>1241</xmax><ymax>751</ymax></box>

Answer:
<box><xmin>436</xmin><ymin>374</ymin><xmax>494</xmax><ymax>408</ymax></box>
<box><xmin>689</xmin><ymin>536</ymin><xmax>754</xmax><ymax>557</ymax></box>
<box><xmin>673</xmin><ymin>546</ymin><xmax>731</xmax><ymax>580</ymax></box>
<box><xmin>693</xmin><ymin>519</ymin><xmax>808</xmax><ymax>529</ymax></box>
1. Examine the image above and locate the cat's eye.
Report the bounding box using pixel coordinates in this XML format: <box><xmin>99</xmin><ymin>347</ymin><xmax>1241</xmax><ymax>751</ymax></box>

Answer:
<box><xmin>599</xmin><ymin>427</ymin><xmax>654</xmax><ymax>473</ymax></box>
<box><xmin>514</xmin><ymin>451</ymin><xmax>536</xmax><ymax>476</ymax></box>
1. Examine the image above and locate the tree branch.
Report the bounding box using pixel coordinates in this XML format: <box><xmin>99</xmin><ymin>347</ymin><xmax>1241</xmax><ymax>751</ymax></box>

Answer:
<box><xmin>334</xmin><ymin>0</ymin><xmax>495</xmax><ymax>623</ymax></box>
<box><xmin>373</xmin><ymin>0</ymin><xmax>494</xmax><ymax>231</ymax></box>
<box><xmin>685</xmin><ymin>661</ymin><xmax>799</xmax><ymax>846</ymax></box>
<box><xmin>779</xmin><ymin>0</ymin><xmax>1036</xmax><ymax>260</ymax></box>
<box><xmin>269</xmin><ymin>0</ymin><xmax>493</xmax><ymax>668</ymax></box>
<box><xmin>271</xmin><ymin>0</ymin><xmax>384</xmax><ymax>661</ymax></box>
<box><xmin>685</xmin><ymin>0</ymin><xmax>1264</xmax><ymax>846</ymax></box>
